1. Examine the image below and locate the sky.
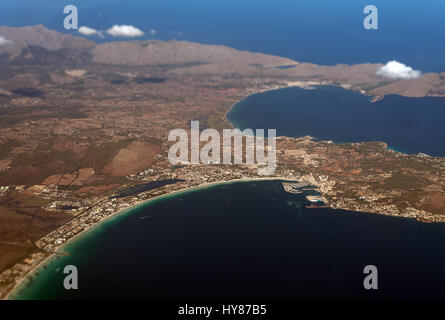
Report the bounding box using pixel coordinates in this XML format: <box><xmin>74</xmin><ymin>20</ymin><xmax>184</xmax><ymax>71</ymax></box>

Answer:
<box><xmin>0</xmin><ymin>0</ymin><xmax>444</xmax><ymax>72</ymax></box>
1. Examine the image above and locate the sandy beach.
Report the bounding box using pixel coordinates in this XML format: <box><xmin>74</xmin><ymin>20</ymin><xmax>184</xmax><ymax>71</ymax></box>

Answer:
<box><xmin>5</xmin><ymin>79</ymin><xmax>301</xmax><ymax>300</ymax></box>
<box><xmin>5</xmin><ymin>176</ymin><xmax>297</xmax><ymax>300</ymax></box>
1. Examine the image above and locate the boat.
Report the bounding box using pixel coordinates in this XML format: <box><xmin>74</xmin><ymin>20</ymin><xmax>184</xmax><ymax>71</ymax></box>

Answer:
<box><xmin>306</xmin><ymin>200</ymin><xmax>329</xmax><ymax>209</ymax></box>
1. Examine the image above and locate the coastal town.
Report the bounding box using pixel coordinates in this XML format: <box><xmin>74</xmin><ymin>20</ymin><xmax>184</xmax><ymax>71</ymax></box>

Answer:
<box><xmin>0</xmin><ymin>25</ymin><xmax>445</xmax><ymax>299</ymax></box>
<box><xmin>2</xmin><ymin>135</ymin><xmax>445</xmax><ymax>299</ymax></box>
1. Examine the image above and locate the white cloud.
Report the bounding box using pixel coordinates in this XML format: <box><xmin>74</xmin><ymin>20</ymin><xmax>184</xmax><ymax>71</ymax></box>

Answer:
<box><xmin>106</xmin><ymin>25</ymin><xmax>144</xmax><ymax>38</ymax></box>
<box><xmin>376</xmin><ymin>60</ymin><xmax>421</xmax><ymax>80</ymax></box>
<box><xmin>149</xmin><ymin>29</ymin><xmax>157</xmax><ymax>35</ymax></box>
<box><xmin>0</xmin><ymin>36</ymin><xmax>11</xmax><ymax>45</ymax></box>
<box><xmin>78</xmin><ymin>26</ymin><xmax>100</xmax><ymax>36</ymax></box>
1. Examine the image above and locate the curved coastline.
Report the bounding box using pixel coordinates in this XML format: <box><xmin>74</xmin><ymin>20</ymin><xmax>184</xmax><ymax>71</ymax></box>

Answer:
<box><xmin>225</xmin><ymin>84</ymin><xmax>444</xmax><ymax>157</ymax></box>
<box><xmin>6</xmin><ymin>177</ymin><xmax>297</xmax><ymax>300</ymax></box>
<box><xmin>7</xmin><ymin>84</ymin><xmax>444</xmax><ymax>299</ymax></box>
<box><xmin>225</xmin><ymin>83</ymin><xmax>377</xmax><ymax>128</ymax></box>
<box><xmin>225</xmin><ymin>83</ymin><xmax>375</xmax><ymax>130</ymax></box>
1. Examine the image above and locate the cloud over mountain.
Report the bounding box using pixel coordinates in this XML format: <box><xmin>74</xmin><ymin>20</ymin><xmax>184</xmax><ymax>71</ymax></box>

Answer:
<box><xmin>78</xmin><ymin>26</ymin><xmax>100</xmax><ymax>36</ymax></box>
<box><xmin>377</xmin><ymin>61</ymin><xmax>421</xmax><ymax>80</ymax></box>
<box><xmin>0</xmin><ymin>36</ymin><xmax>11</xmax><ymax>45</ymax></box>
<box><xmin>106</xmin><ymin>25</ymin><xmax>144</xmax><ymax>38</ymax></box>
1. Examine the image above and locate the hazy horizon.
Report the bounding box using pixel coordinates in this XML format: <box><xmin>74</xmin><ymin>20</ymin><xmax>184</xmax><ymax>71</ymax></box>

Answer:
<box><xmin>0</xmin><ymin>0</ymin><xmax>444</xmax><ymax>72</ymax></box>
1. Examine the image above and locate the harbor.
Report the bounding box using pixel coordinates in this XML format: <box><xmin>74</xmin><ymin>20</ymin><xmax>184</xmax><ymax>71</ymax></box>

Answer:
<box><xmin>282</xmin><ymin>181</ymin><xmax>330</xmax><ymax>208</ymax></box>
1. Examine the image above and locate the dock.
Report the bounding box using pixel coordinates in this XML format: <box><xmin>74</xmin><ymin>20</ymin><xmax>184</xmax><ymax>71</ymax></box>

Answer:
<box><xmin>283</xmin><ymin>182</ymin><xmax>330</xmax><ymax>208</ymax></box>
<box><xmin>282</xmin><ymin>181</ymin><xmax>311</xmax><ymax>194</ymax></box>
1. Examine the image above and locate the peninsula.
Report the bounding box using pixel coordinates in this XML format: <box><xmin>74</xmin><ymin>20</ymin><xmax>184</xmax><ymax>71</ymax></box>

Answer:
<box><xmin>1</xmin><ymin>25</ymin><xmax>445</xmax><ymax>299</ymax></box>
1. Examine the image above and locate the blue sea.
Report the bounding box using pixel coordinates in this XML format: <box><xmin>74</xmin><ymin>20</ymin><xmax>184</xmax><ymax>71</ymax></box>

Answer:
<box><xmin>4</xmin><ymin>0</ymin><xmax>445</xmax><ymax>301</ymax></box>
<box><xmin>11</xmin><ymin>181</ymin><xmax>445</xmax><ymax>300</ymax></box>
<box><xmin>228</xmin><ymin>86</ymin><xmax>445</xmax><ymax>157</ymax></box>
<box><xmin>0</xmin><ymin>0</ymin><xmax>444</xmax><ymax>72</ymax></box>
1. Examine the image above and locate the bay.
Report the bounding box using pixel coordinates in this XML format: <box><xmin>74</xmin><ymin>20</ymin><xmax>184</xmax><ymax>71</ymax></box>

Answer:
<box><xmin>228</xmin><ymin>86</ymin><xmax>445</xmax><ymax>156</ymax></box>
<box><xmin>11</xmin><ymin>180</ymin><xmax>445</xmax><ymax>300</ymax></box>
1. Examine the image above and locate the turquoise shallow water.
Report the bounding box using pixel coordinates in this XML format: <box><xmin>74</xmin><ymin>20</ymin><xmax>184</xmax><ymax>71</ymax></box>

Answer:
<box><xmin>11</xmin><ymin>180</ymin><xmax>445</xmax><ymax>300</ymax></box>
